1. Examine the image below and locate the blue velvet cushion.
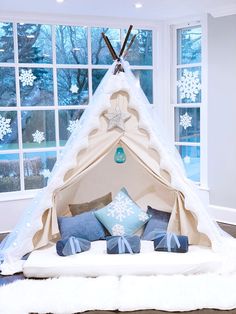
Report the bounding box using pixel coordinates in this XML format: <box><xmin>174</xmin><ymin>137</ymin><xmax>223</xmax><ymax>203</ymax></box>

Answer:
<box><xmin>106</xmin><ymin>235</ymin><xmax>141</xmax><ymax>254</ymax></box>
<box><xmin>94</xmin><ymin>188</ymin><xmax>150</xmax><ymax>236</ymax></box>
<box><xmin>56</xmin><ymin>236</ymin><xmax>91</xmax><ymax>256</ymax></box>
<box><xmin>142</xmin><ymin>206</ymin><xmax>171</xmax><ymax>240</ymax></box>
<box><xmin>153</xmin><ymin>232</ymin><xmax>188</xmax><ymax>253</ymax></box>
<box><xmin>58</xmin><ymin>211</ymin><xmax>105</xmax><ymax>241</ymax></box>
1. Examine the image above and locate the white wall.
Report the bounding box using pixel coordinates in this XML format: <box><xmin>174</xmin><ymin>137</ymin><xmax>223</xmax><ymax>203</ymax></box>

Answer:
<box><xmin>208</xmin><ymin>14</ymin><xmax>236</xmax><ymax>210</ymax></box>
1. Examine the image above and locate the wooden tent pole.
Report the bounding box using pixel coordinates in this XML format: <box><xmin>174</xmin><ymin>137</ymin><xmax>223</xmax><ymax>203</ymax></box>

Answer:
<box><xmin>119</xmin><ymin>25</ymin><xmax>133</xmax><ymax>57</ymax></box>
<box><xmin>101</xmin><ymin>33</ymin><xmax>117</xmax><ymax>60</ymax></box>
<box><xmin>123</xmin><ymin>34</ymin><xmax>137</xmax><ymax>58</ymax></box>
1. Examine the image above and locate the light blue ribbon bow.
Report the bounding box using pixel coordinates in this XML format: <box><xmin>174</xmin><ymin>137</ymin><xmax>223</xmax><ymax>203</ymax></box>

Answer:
<box><xmin>109</xmin><ymin>236</ymin><xmax>133</xmax><ymax>254</ymax></box>
<box><xmin>155</xmin><ymin>232</ymin><xmax>181</xmax><ymax>252</ymax></box>
<box><xmin>62</xmin><ymin>236</ymin><xmax>82</xmax><ymax>256</ymax></box>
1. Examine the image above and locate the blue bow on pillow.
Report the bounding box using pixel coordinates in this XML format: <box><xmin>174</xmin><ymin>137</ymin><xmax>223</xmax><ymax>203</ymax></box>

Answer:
<box><xmin>153</xmin><ymin>232</ymin><xmax>188</xmax><ymax>253</ymax></box>
<box><xmin>106</xmin><ymin>235</ymin><xmax>140</xmax><ymax>254</ymax></box>
<box><xmin>56</xmin><ymin>236</ymin><xmax>91</xmax><ymax>256</ymax></box>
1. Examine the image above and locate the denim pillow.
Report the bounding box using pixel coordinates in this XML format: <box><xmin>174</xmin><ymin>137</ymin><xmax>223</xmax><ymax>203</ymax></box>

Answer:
<box><xmin>58</xmin><ymin>211</ymin><xmax>105</xmax><ymax>241</ymax></box>
<box><xmin>94</xmin><ymin>188</ymin><xmax>150</xmax><ymax>236</ymax></box>
<box><xmin>142</xmin><ymin>206</ymin><xmax>171</xmax><ymax>240</ymax></box>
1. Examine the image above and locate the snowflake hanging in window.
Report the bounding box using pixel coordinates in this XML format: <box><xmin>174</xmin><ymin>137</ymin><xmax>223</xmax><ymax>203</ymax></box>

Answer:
<box><xmin>180</xmin><ymin>112</ymin><xmax>192</xmax><ymax>129</ymax></box>
<box><xmin>138</xmin><ymin>211</ymin><xmax>149</xmax><ymax>222</ymax></box>
<box><xmin>177</xmin><ymin>69</ymin><xmax>201</xmax><ymax>102</ymax></box>
<box><xmin>40</xmin><ymin>168</ymin><xmax>51</xmax><ymax>178</ymax></box>
<box><xmin>19</xmin><ymin>69</ymin><xmax>37</xmax><ymax>86</ymax></box>
<box><xmin>183</xmin><ymin>156</ymin><xmax>191</xmax><ymax>164</ymax></box>
<box><xmin>0</xmin><ymin>115</ymin><xmax>12</xmax><ymax>141</ymax></box>
<box><xmin>32</xmin><ymin>130</ymin><xmax>45</xmax><ymax>144</ymax></box>
<box><xmin>70</xmin><ymin>84</ymin><xmax>79</xmax><ymax>94</ymax></box>
<box><xmin>112</xmin><ymin>224</ymin><xmax>125</xmax><ymax>236</ymax></box>
<box><xmin>107</xmin><ymin>195</ymin><xmax>134</xmax><ymax>222</ymax></box>
<box><xmin>67</xmin><ymin>119</ymin><xmax>80</xmax><ymax>133</ymax></box>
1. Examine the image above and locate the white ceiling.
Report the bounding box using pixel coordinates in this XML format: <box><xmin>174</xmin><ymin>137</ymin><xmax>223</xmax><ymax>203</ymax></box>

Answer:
<box><xmin>1</xmin><ymin>0</ymin><xmax>236</xmax><ymax>21</ymax></box>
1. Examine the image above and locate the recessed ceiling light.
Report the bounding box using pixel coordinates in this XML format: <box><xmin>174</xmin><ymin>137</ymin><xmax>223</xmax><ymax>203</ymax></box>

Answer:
<box><xmin>56</xmin><ymin>0</ymin><xmax>64</xmax><ymax>3</ymax></box>
<box><xmin>134</xmin><ymin>3</ymin><xmax>143</xmax><ymax>9</ymax></box>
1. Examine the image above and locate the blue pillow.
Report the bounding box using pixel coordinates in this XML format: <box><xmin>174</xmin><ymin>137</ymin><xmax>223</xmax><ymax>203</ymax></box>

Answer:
<box><xmin>142</xmin><ymin>206</ymin><xmax>171</xmax><ymax>240</ymax></box>
<box><xmin>94</xmin><ymin>188</ymin><xmax>150</xmax><ymax>236</ymax></box>
<box><xmin>58</xmin><ymin>211</ymin><xmax>105</xmax><ymax>241</ymax></box>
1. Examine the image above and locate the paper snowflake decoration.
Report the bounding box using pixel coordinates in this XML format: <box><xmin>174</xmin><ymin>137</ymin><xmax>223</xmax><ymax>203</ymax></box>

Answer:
<box><xmin>67</xmin><ymin>119</ymin><xmax>80</xmax><ymax>133</ymax></box>
<box><xmin>32</xmin><ymin>130</ymin><xmax>45</xmax><ymax>144</ymax></box>
<box><xmin>112</xmin><ymin>224</ymin><xmax>125</xmax><ymax>236</ymax></box>
<box><xmin>19</xmin><ymin>69</ymin><xmax>37</xmax><ymax>87</ymax></box>
<box><xmin>138</xmin><ymin>211</ymin><xmax>149</xmax><ymax>222</ymax></box>
<box><xmin>40</xmin><ymin>168</ymin><xmax>51</xmax><ymax>178</ymax></box>
<box><xmin>183</xmin><ymin>156</ymin><xmax>191</xmax><ymax>164</ymax></box>
<box><xmin>0</xmin><ymin>115</ymin><xmax>12</xmax><ymax>141</ymax></box>
<box><xmin>104</xmin><ymin>107</ymin><xmax>131</xmax><ymax>131</ymax></box>
<box><xmin>180</xmin><ymin>112</ymin><xmax>192</xmax><ymax>130</ymax></box>
<box><xmin>177</xmin><ymin>69</ymin><xmax>201</xmax><ymax>102</ymax></box>
<box><xmin>70</xmin><ymin>84</ymin><xmax>79</xmax><ymax>94</ymax></box>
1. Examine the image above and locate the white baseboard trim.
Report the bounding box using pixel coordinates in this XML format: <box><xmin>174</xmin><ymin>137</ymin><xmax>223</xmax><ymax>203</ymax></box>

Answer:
<box><xmin>208</xmin><ymin>204</ymin><xmax>236</xmax><ymax>225</ymax></box>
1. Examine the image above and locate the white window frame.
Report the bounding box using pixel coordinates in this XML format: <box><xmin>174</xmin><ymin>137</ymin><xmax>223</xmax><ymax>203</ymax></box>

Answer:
<box><xmin>170</xmin><ymin>17</ymin><xmax>208</xmax><ymax>190</ymax></box>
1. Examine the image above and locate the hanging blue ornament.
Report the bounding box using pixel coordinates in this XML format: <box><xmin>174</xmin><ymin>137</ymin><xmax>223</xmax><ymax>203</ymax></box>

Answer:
<box><xmin>114</xmin><ymin>146</ymin><xmax>126</xmax><ymax>164</ymax></box>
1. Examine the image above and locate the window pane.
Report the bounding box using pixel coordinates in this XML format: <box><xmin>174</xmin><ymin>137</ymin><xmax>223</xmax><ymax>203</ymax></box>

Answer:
<box><xmin>57</xmin><ymin>68</ymin><xmax>88</xmax><ymax>106</ymax></box>
<box><xmin>21</xmin><ymin>110</ymin><xmax>55</xmax><ymax>148</ymax></box>
<box><xmin>177</xmin><ymin>67</ymin><xmax>201</xmax><ymax>103</ymax></box>
<box><xmin>24</xmin><ymin>151</ymin><xmax>56</xmax><ymax>190</ymax></box>
<box><xmin>59</xmin><ymin>109</ymin><xmax>84</xmax><ymax>146</ymax></box>
<box><xmin>91</xmin><ymin>28</ymin><xmax>120</xmax><ymax>65</ymax></box>
<box><xmin>177</xmin><ymin>26</ymin><xmax>201</xmax><ymax>65</ymax></box>
<box><xmin>56</xmin><ymin>25</ymin><xmax>87</xmax><ymax>64</ymax></box>
<box><xmin>125</xmin><ymin>29</ymin><xmax>152</xmax><ymax>66</ymax></box>
<box><xmin>0</xmin><ymin>154</ymin><xmax>20</xmax><ymax>192</ymax></box>
<box><xmin>0</xmin><ymin>111</ymin><xmax>18</xmax><ymax>150</ymax></box>
<box><xmin>19</xmin><ymin>67</ymin><xmax>54</xmax><ymax>106</ymax></box>
<box><xmin>177</xmin><ymin>145</ymin><xmax>200</xmax><ymax>182</ymax></box>
<box><xmin>0</xmin><ymin>22</ymin><xmax>14</xmax><ymax>62</ymax></box>
<box><xmin>18</xmin><ymin>23</ymin><xmax>52</xmax><ymax>63</ymax></box>
<box><xmin>0</xmin><ymin>67</ymin><xmax>16</xmax><ymax>106</ymax></box>
<box><xmin>175</xmin><ymin>108</ymin><xmax>200</xmax><ymax>143</ymax></box>
<box><xmin>92</xmin><ymin>69</ymin><xmax>108</xmax><ymax>93</ymax></box>
<box><xmin>133</xmin><ymin>70</ymin><xmax>153</xmax><ymax>103</ymax></box>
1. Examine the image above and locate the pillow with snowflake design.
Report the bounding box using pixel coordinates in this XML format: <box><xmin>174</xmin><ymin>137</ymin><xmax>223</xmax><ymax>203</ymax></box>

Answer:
<box><xmin>94</xmin><ymin>188</ymin><xmax>151</xmax><ymax>236</ymax></box>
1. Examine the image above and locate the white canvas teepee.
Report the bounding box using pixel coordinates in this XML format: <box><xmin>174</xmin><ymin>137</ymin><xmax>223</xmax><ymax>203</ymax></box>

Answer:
<box><xmin>0</xmin><ymin>36</ymin><xmax>236</xmax><ymax>275</ymax></box>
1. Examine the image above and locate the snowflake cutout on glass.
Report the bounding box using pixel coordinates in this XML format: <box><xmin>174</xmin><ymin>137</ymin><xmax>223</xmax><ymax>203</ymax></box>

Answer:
<box><xmin>112</xmin><ymin>224</ymin><xmax>125</xmax><ymax>236</ymax></box>
<box><xmin>180</xmin><ymin>112</ymin><xmax>192</xmax><ymax>130</ymax></box>
<box><xmin>19</xmin><ymin>69</ymin><xmax>37</xmax><ymax>87</ymax></box>
<box><xmin>183</xmin><ymin>156</ymin><xmax>191</xmax><ymax>164</ymax></box>
<box><xmin>40</xmin><ymin>168</ymin><xmax>51</xmax><ymax>178</ymax></box>
<box><xmin>107</xmin><ymin>194</ymin><xmax>135</xmax><ymax>222</ymax></box>
<box><xmin>177</xmin><ymin>69</ymin><xmax>201</xmax><ymax>102</ymax></box>
<box><xmin>32</xmin><ymin>130</ymin><xmax>45</xmax><ymax>144</ymax></box>
<box><xmin>138</xmin><ymin>211</ymin><xmax>149</xmax><ymax>222</ymax></box>
<box><xmin>67</xmin><ymin>119</ymin><xmax>80</xmax><ymax>133</ymax></box>
<box><xmin>0</xmin><ymin>115</ymin><xmax>12</xmax><ymax>141</ymax></box>
<box><xmin>70</xmin><ymin>84</ymin><xmax>79</xmax><ymax>94</ymax></box>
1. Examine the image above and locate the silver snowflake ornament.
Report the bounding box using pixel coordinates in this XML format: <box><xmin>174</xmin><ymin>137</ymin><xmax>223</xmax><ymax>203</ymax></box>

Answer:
<box><xmin>67</xmin><ymin>119</ymin><xmax>80</xmax><ymax>133</ymax></box>
<box><xmin>40</xmin><ymin>168</ymin><xmax>51</xmax><ymax>178</ymax></box>
<box><xmin>0</xmin><ymin>115</ymin><xmax>12</xmax><ymax>141</ymax></box>
<box><xmin>177</xmin><ymin>69</ymin><xmax>201</xmax><ymax>102</ymax></box>
<box><xmin>183</xmin><ymin>155</ymin><xmax>191</xmax><ymax>164</ymax></box>
<box><xmin>104</xmin><ymin>107</ymin><xmax>131</xmax><ymax>131</ymax></box>
<box><xmin>70</xmin><ymin>84</ymin><xmax>79</xmax><ymax>94</ymax></box>
<box><xmin>112</xmin><ymin>224</ymin><xmax>125</xmax><ymax>236</ymax></box>
<box><xmin>32</xmin><ymin>130</ymin><xmax>45</xmax><ymax>144</ymax></box>
<box><xmin>19</xmin><ymin>69</ymin><xmax>37</xmax><ymax>87</ymax></box>
<box><xmin>180</xmin><ymin>112</ymin><xmax>192</xmax><ymax>130</ymax></box>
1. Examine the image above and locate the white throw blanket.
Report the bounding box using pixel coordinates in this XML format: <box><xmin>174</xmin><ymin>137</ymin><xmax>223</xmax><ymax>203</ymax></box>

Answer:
<box><xmin>0</xmin><ymin>274</ymin><xmax>236</xmax><ymax>314</ymax></box>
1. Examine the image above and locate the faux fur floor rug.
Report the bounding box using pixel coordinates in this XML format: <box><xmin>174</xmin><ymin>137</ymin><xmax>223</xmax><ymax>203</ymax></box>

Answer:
<box><xmin>0</xmin><ymin>274</ymin><xmax>236</xmax><ymax>314</ymax></box>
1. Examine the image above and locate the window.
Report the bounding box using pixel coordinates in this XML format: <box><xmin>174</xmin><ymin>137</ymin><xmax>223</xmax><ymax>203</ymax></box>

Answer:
<box><xmin>173</xmin><ymin>24</ymin><xmax>202</xmax><ymax>183</ymax></box>
<box><xmin>0</xmin><ymin>22</ymin><xmax>153</xmax><ymax>193</ymax></box>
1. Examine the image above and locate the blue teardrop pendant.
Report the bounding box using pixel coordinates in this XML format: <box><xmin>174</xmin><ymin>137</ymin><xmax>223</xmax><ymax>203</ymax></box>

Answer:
<box><xmin>114</xmin><ymin>146</ymin><xmax>126</xmax><ymax>164</ymax></box>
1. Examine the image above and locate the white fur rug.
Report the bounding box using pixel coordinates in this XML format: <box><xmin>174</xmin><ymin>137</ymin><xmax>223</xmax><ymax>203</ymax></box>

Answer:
<box><xmin>0</xmin><ymin>274</ymin><xmax>236</xmax><ymax>314</ymax></box>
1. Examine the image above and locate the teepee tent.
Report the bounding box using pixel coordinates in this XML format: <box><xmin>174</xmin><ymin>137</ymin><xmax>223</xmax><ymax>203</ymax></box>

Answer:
<box><xmin>0</xmin><ymin>26</ymin><xmax>235</xmax><ymax>275</ymax></box>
